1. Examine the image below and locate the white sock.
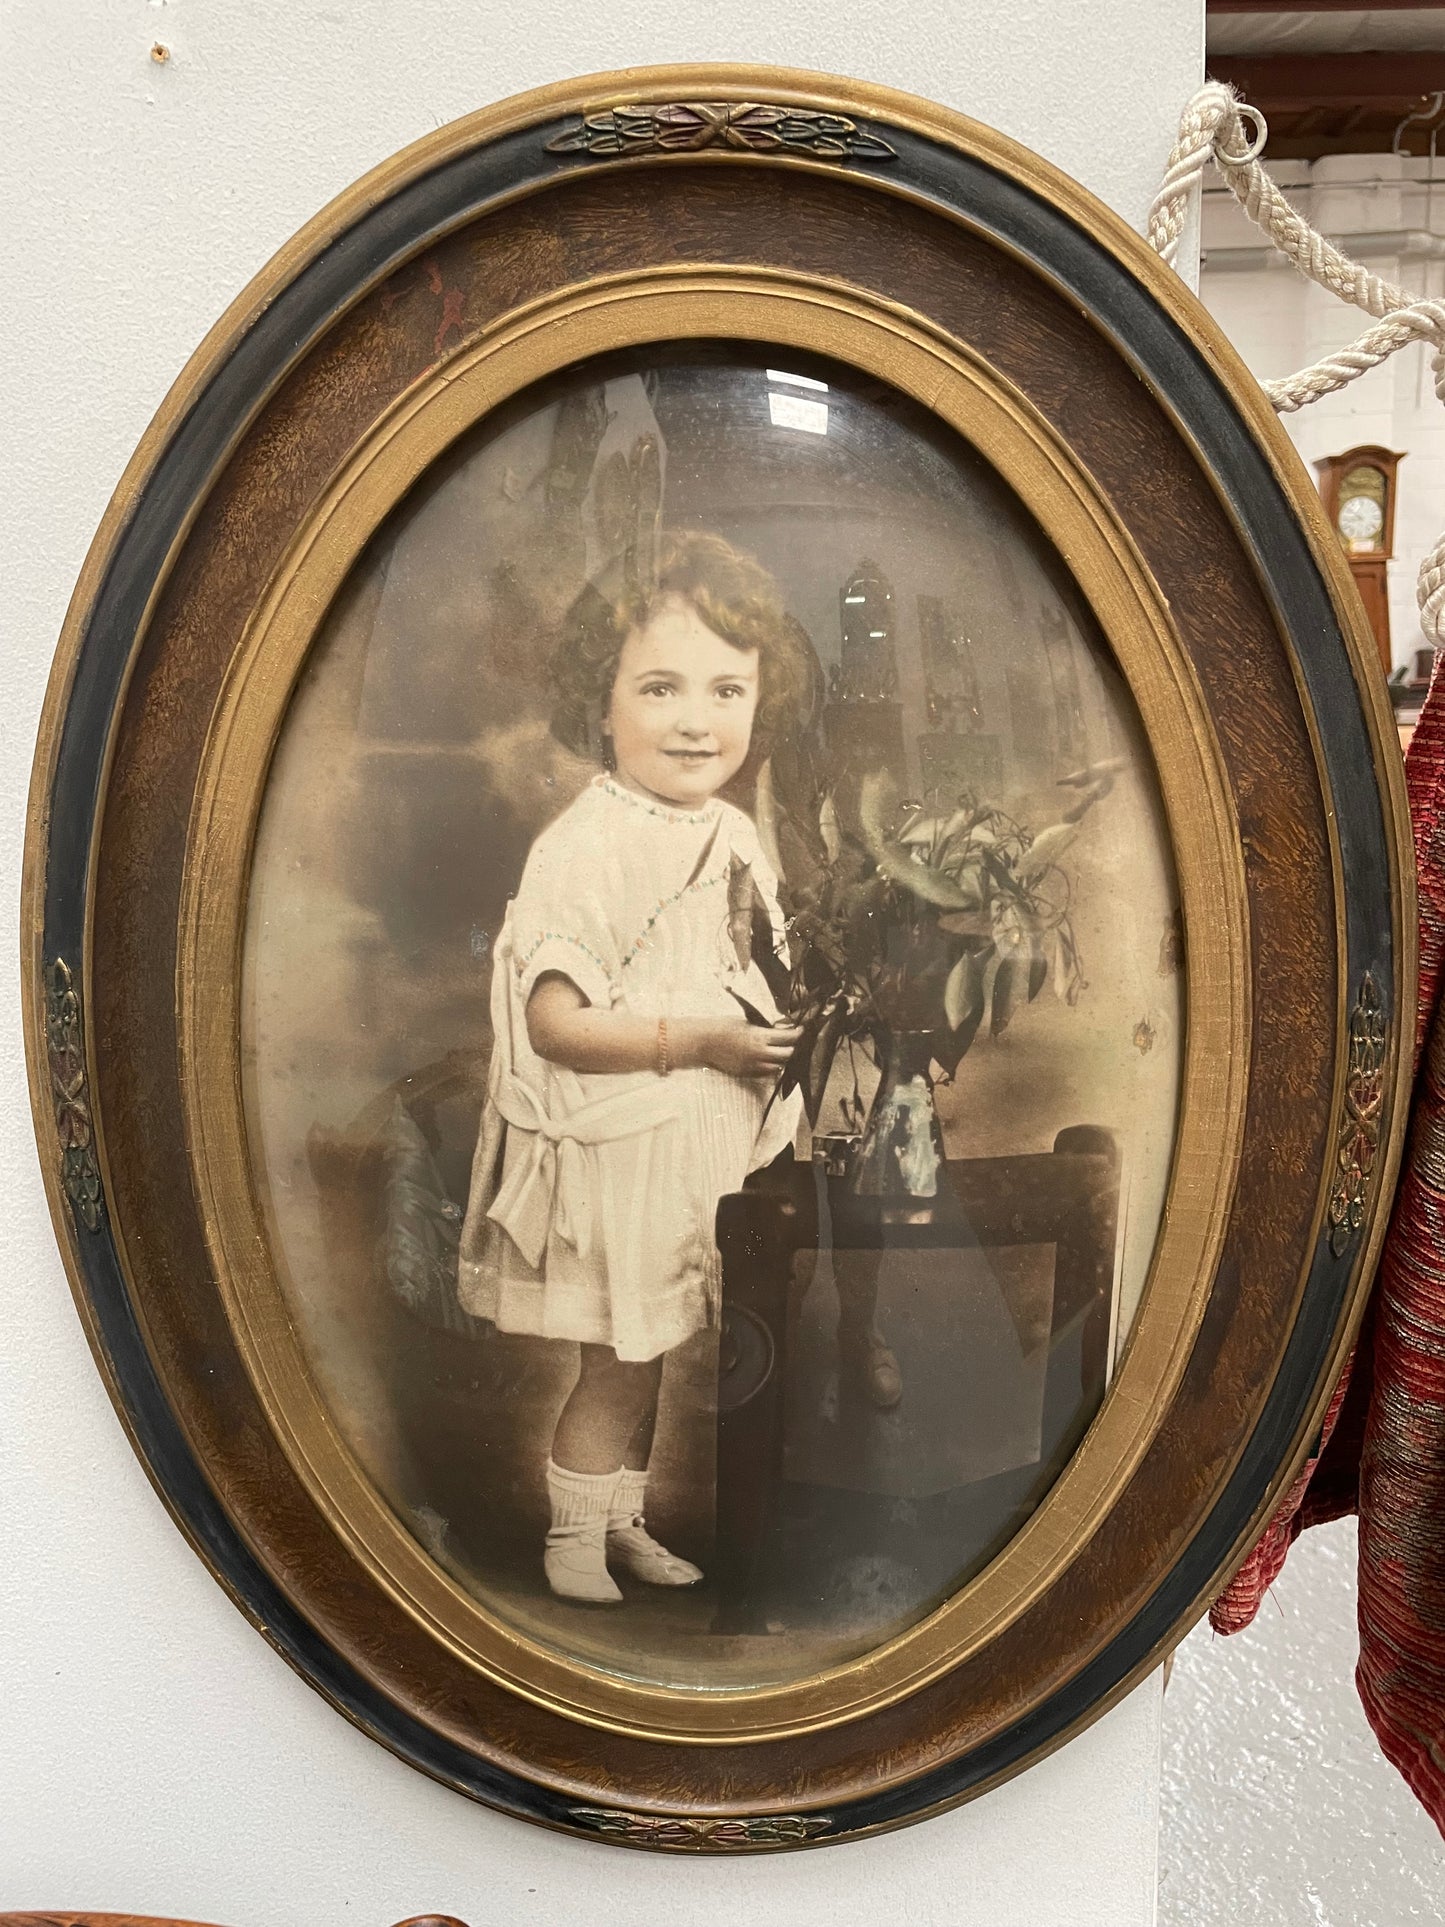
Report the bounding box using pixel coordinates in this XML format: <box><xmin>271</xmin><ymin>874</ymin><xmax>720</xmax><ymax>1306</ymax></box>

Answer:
<box><xmin>546</xmin><ymin>1459</ymin><xmax>619</xmax><ymax>1532</ymax></box>
<box><xmin>603</xmin><ymin>1467</ymin><xmax>703</xmax><ymax>1586</ymax></box>
<box><xmin>609</xmin><ymin>1466</ymin><xmax>648</xmax><ymax>1532</ymax></box>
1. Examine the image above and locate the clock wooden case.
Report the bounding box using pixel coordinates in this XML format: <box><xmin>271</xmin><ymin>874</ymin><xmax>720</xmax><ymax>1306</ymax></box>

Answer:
<box><xmin>1316</xmin><ymin>445</ymin><xmax>1405</xmax><ymax>671</ymax></box>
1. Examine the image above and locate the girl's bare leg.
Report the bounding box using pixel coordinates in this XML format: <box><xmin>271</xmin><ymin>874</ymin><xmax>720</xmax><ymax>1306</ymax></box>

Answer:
<box><xmin>622</xmin><ymin>1403</ymin><xmax>658</xmax><ymax>1473</ymax></box>
<box><xmin>547</xmin><ymin>1344</ymin><xmax>701</xmax><ymax>1593</ymax></box>
<box><xmin>552</xmin><ymin>1344</ymin><xmax>663</xmax><ymax>1474</ymax></box>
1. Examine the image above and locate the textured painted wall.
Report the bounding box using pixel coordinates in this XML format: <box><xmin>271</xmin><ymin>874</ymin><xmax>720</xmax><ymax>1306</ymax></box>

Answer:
<box><xmin>1160</xmin><ymin>1519</ymin><xmax>1445</xmax><ymax>1925</ymax></box>
<box><xmin>0</xmin><ymin>3</ymin><xmax>1203</xmax><ymax>1923</ymax></box>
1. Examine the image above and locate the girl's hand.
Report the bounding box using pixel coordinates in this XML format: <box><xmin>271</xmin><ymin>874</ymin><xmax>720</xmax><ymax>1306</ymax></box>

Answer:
<box><xmin>526</xmin><ymin>973</ymin><xmax>801</xmax><ymax>1079</ymax></box>
<box><xmin>701</xmin><ymin>1018</ymin><xmax>803</xmax><ymax>1078</ymax></box>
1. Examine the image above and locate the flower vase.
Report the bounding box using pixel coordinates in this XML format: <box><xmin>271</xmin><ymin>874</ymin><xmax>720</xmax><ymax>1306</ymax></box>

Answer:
<box><xmin>852</xmin><ymin>1032</ymin><xmax>945</xmax><ymax>1203</ymax></box>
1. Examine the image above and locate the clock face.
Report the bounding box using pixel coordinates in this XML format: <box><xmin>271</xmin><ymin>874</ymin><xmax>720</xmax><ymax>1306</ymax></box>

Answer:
<box><xmin>1338</xmin><ymin>492</ymin><xmax>1385</xmax><ymax>546</ymax></box>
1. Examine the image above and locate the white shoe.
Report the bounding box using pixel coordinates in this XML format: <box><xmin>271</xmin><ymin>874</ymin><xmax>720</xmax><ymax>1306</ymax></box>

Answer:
<box><xmin>545</xmin><ymin>1525</ymin><xmax>623</xmax><ymax>1603</ymax></box>
<box><xmin>607</xmin><ymin>1467</ymin><xmax>703</xmax><ymax>1587</ymax></box>
<box><xmin>606</xmin><ymin>1521</ymin><xmax>703</xmax><ymax>1587</ymax></box>
<box><xmin>545</xmin><ymin>1460</ymin><xmax>622</xmax><ymax>1604</ymax></box>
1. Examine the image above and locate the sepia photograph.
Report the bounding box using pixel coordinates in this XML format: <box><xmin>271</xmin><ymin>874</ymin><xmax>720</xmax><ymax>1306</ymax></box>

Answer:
<box><xmin>240</xmin><ymin>343</ymin><xmax>1184</xmax><ymax>1693</ymax></box>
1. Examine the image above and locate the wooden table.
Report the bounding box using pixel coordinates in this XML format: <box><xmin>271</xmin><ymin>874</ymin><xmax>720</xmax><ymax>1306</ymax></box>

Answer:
<box><xmin>712</xmin><ymin>1127</ymin><xmax>1122</xmax><ymax>1632</ymax></box>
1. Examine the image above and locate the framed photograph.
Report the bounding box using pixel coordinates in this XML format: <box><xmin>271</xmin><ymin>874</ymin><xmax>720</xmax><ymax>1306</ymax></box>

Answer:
<box><xmin>25</xmin><ymin>66</ymin><xmax>1413</xmax><ymax>1847</ymax></box>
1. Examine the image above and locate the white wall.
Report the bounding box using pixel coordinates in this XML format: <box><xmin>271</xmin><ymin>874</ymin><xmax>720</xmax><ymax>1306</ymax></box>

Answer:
<box><xmin>1160</xmin><ymin>1517</ymin><xmax>1445</xmax><ymax>1927</ymax></box>
<box><xmin>0</xmin><ymin>4</ymin><xmax>1201</xmax><ymax>1921</ymax></box>
<box><xmin>1200</xmin><ymin>154</ymin><xmax>1445</xmax><ymax>669</ymax></box>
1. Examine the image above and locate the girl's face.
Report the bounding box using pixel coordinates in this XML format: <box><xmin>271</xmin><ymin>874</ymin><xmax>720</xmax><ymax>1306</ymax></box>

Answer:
<box><xmin>604</xmin><ymin>596</ymin><xmax>760</xmax><ymax>808</ymax></box>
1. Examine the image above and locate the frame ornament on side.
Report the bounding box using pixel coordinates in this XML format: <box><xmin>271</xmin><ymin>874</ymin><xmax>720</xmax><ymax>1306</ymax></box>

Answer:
<box><xmin>1328</xmin><ymin>972</ymin><xmax>1387</xmax><ymax>1260</ymax></box>
<box><xmin>44</xmin><ymin>959</ymin><xmax>103</xmax><ymax>1235</ymax></box>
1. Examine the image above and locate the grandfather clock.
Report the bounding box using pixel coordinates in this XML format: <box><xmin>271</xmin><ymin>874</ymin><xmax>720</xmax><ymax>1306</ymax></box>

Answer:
<box><xmin>1315</xmin><ymin>446</ymin><xmax>1405</xmax><ymax>672</ymax></box>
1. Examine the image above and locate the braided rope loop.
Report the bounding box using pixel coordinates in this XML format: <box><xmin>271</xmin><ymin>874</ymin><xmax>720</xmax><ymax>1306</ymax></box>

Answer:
<box><xmin>1149</xmin><ymin>86</ymin><xmax>1445</xmax><ymax>653</ymax></box>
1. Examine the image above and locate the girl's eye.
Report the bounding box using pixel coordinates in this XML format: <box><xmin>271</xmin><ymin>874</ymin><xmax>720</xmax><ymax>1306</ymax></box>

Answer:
<box><xmin>641</xmin><ymin>683</ymin><xmax>674</xmax><ymax>699</ymax></box>
<box><xmin>717</xmin><ymin>685</ymin><xmax>746</xmax><ymax>700</ymax></box>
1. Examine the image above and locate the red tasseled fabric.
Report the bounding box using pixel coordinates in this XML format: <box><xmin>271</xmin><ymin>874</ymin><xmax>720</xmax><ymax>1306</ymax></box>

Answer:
<box><xmin>1209</xmin><ymin>655</ymin><xmax>1445</xmax><ymax>1835</ymax></box>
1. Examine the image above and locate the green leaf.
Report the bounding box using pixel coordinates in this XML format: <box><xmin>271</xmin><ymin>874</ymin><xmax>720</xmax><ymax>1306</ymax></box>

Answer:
<box><xmin>804</xmin><ymin>998</ymin><xmax>849</xmax><ymax>1124</ymax></box>
<box><xmin>749</xmin><ymin>883</ymin><xmax>793</xmax><ymax>1003</ymax></box>
<box><xmin>726</xmin><ymin>987</ymin><xmax>773</xmax><ymax>1027</ymax></box>
<box><xmin>992</xmin><ymin>898</ymin><xmax>1029</xmax><ymax>957</ymax></box>
<box><xmin>1027</xmin><ymin>938</ymin><xmax>1048</xmax><ymax>1002</ymax></box>
<box><xmin>1059</xmin><ymin>756</ymin><xmax>1126</xmax><ymax>789</ymax></box>
<box><xmin>944</xmin><ymin>1001</ymin><xmax>985</xmax><ymax>1071</ymax></box>
<box><xmin>873</xmin><ymin>842</ymin><xmax>973</xmax><ymax>908</ymax></box>
<box><xmin>991</xmin><ymin>956</ymin><xmax>1019</xmax><ymax>1037</ymax></box>
<box><xmin>943</xmin><ymin>949</ymin><xmax>985</xmax><ymax>1032</ymax></box>
<box><xmin>819</xmin><ymin>792</ymin><xmax>842</xmax><ymax>864</ymax></box>
<box><xmin>777</xmin><ymin>1009</ymin><xmax>825</xmax><ymax>1103</ymax></box>
<box><xmin>979</xmin><ymin>846</ymin><xmax>1025</xmax><ymax>899</ymax></box>
<box><xmin>1017</xmin><ymin>822</ymin><xmax>1077</xmax><ymax>882</ymax></box>
<box><xmin>936</xmin><ymin>908</ymin><xmax>992</xmax><ymax>939</ymax></box>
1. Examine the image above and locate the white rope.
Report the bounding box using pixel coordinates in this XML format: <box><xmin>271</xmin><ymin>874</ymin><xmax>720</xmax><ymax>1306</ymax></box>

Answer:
<box><xmin>1148</xmin><ymin>83</ymin><xmax>1445</xmax><ymax>652</ymax></box>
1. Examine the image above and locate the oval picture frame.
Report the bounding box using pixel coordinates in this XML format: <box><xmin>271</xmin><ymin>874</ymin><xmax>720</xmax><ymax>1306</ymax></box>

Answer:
<box><xmin>24</xmin><ymin>65</ymin><xmax>1413</xmax><ymax>1848</ymax></box>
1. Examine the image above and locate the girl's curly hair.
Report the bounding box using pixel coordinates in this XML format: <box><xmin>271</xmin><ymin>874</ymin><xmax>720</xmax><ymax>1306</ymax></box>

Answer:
<box><xmin>549</xmin><ymin>530</ymin><xmax>816</xmax><ymax>764</ymax></box>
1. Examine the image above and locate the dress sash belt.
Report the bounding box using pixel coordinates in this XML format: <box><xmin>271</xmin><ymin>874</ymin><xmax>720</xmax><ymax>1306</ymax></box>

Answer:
<box><xmin>486</xmin><ymin>1070</ymin><xmax>683</xmax><ymax>1268</ymax></box>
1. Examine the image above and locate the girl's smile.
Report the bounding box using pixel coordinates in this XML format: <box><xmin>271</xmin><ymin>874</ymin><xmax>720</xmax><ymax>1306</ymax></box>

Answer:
<box><xmin>604</xmin><ymin>597</ymin><xmax>760</xmax><ymax>807</ymax></box>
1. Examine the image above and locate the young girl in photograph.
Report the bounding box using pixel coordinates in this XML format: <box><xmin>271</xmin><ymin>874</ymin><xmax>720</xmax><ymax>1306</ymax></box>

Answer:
<box><xmin>457</xmin><ymin>532</ymin><xmax>807</xmax><ymax>1604</ymax></box>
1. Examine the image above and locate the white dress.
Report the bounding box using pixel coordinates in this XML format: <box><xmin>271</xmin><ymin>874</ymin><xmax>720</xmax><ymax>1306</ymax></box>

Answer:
<box><xmin>456</xmin><ymin>774</ymin><xmax>802</xmax><ymax>1361</ymax></box>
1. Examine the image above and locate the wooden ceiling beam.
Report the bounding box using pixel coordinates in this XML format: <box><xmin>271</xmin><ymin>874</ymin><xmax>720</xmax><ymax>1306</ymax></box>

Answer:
<box><xmin>1209</xmin><ymin>2</ymin><xmax>1445</xmax><ymax>14</ymax></box>
<box><xmin>1261</xmin><ymin>132</ymin><xmax>1436</xmax><ymax>154</ymax></box>
<box><xmin>1208</xmin><ymin>52</ymin><xmax>1445</xmax><ymax>108</ymax></box>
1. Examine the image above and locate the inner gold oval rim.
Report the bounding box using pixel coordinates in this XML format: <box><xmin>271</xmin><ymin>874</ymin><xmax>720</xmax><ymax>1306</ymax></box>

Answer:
<box><xmin>179</xmin><ymin>266</ymin><xmax>1249</xmax><ymax>1744</ymax></box>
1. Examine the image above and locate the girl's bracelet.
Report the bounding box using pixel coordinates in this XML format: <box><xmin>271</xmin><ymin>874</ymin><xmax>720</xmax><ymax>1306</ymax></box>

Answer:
<box><xmin>656</xmin><ymin>1016</ymin><xmax>670</xmax><ymax>1078</ymax></box>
